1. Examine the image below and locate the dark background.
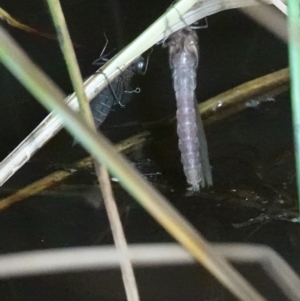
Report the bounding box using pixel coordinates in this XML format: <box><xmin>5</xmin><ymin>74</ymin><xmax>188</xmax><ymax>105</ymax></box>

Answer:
<box><xmin>0</xmin><ymin>1</ymin><xmax>296</xmax><ymax>300</ymax></box>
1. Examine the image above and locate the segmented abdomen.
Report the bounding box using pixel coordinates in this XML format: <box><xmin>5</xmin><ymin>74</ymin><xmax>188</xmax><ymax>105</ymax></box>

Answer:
<box><xmin>90</xmin><ymin>67</ymin><xmax>134</xmax><ymax>128</ymax></box>
<box><xmin>89</xmin><ymin>81</ymin><xmax>117</xmax><ymax>128</ymax></box>
<box><xmin>175</xmin><ymin>69</ymin><xmax>204</xmax><ymax>190</ymax></box>
<box><xmin>167</xmin><ymin>27</ymin><xmax>212</xmax><ymax>191</ymax></box>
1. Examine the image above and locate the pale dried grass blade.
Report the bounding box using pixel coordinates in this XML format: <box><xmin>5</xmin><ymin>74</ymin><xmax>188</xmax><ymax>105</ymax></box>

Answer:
<box><xmin>272</xmin><ymin>0</ymin><xmax>287</xmax><ymax>14</ymax></box>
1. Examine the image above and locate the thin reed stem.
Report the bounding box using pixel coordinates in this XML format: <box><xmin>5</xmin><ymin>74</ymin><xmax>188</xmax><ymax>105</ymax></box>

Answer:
<box><xmin>46</xmin><ymin>1</ymin><xmax>140</xmax><ymax>300</ymax></box>
<box><xmin>288</xmin><ymin>0</ymin><xmax>300</xmax><ymax>211</ymax></box>
<box><xmin>98</xmin><ymin>165</ymin><xmax>140</xmax><ymax>301</ymax></box>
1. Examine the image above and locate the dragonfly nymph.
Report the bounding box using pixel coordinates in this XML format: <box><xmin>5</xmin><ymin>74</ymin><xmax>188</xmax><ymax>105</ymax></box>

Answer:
<box><xmin>166</xmin><ymin>26</ymin><xmax>213</xmax><ymax>191</ymax></box>
<box><xmin>89</xmin><ymin>56</ymin><xmax>146</xmax><ymax>129</ymax></box>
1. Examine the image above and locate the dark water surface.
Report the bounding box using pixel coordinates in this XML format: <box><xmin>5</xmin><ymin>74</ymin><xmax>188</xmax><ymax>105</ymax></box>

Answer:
<box><xmin>0</xmin><ymin>1</ymin><xmax>297</xmax><ymax>300</ymax></box>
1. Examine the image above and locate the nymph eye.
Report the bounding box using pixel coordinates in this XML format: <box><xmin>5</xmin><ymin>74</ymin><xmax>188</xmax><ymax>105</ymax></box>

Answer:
<box><xmin>136</xmin><ymin>60</ymin><xmax>145</xmax><ymax>71</ymax></box>
<box><xmin>134</xmin><ymin>57</ymin><xmax>145</xmax><ymax>74</ymax></box>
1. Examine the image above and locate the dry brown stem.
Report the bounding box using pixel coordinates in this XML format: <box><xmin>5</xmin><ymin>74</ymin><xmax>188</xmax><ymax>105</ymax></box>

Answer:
<box><xmin>0</xmin><ymin>132</ymin><xmax>150</xmax><ymax>211</ymax></box>
<box><xmin>200</xmin><ymin>68</ymin><xmax>289</xmax><ymax>122</ymax></box>
<box><xmin>0</xmin><ymin>7</ymin><xmax>83</xmax><ymax>47</ymax></box>
<box><xmin>98</xmin><ymin>165</ymin><xmax>140</xmax><ymax>301</ymax></box>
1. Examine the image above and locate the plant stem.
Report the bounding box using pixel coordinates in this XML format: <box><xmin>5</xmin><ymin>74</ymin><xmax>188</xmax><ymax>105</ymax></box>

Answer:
<box><xmin>288</xmin><ymin>0</ymin><xmax>300</xmax><ymax>211</ymax></box>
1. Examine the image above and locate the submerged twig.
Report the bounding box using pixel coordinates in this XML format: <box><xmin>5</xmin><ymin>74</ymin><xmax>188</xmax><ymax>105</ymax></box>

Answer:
<box><xmin>199</xmin><ymin>68</ymin><xmax>289</xmax><ymax>124</ymax></box>
<box><xmin>0</xmin><ymin>132</ymin><xmax>150</xmax><ymax>211</ymax></box>
<box><xmin>0</xmin><ymin>24</ymin><xmax>266</xmax><ymax>301</ymax></box>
